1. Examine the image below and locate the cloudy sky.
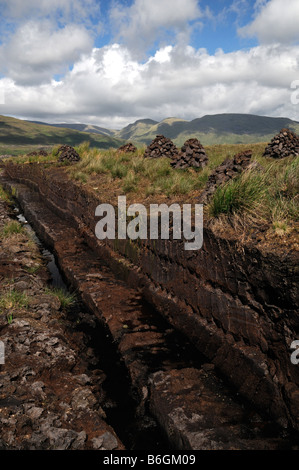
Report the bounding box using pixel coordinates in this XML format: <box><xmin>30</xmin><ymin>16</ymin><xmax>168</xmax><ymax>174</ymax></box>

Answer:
<box><xmin>0</xmin><ymin>0</ymin><xmax>298</xmax><ymax>129</ymax></box>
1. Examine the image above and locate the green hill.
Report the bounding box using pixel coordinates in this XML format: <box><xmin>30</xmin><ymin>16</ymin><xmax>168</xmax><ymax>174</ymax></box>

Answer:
<box><xmin>114</xmin><ymin>113</ymin><xmax>299</xmax><ymax>146</ymax></box>
<box><xmin>2</xmin><ymin>113</ymin><xmax>299</xmax><ymax>154</ymax></box>
<box><xmin>0</xmin><ymin>115</ymin><xmax>124</xmax><ymax>153</ymax></box>
<box><xmin>116</xmin><ymin>119</ymin><xmax>158</xmax><ymax>141</ymax></box>
<box><xmin>28</xmin><ymin>121</ymin><xmax>116</xmax><ymax>137</ymax></box>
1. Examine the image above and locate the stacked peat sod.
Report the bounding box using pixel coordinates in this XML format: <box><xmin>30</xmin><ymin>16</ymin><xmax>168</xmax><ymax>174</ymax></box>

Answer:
<box><xmin>171</xmin><ymin>138</ymin><xmax>208</xmax><ymax>169</ymax></box>
<box><xmin>199</xmin><ymin>150</ymin><xmax>253</xmax><ymax>203</ymax></box>
<box><xmin>27</xmin><ymin>149</ymin><xmax>48</xmax><ymax>157</ymax></box>
<box><xmin>263</xmin><ymin>128</ymin><xmax>299</xmax><ymax>159</ymax></box>
<box><xmin>56</xmin><ymin>145</ymin><xmax>80</xmax><ymax>163</ymax></box>
<box><xmin>144</xmin><ymin>135</ymin><xmax>179</xmax><ymax>159</ymax></box>
<box><xmin>117</xmin><ymin>142</ymin><xmax>137</xmax><ymax>153</ymax></box>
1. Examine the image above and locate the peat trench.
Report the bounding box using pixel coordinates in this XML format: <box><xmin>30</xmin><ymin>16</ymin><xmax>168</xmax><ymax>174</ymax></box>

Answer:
<box><xmin>11</xmin><ymin>206</ymin><xmax>170</xmax><ymax>451</ymax></box>
<box><xmin>3</xmin><ymin>177</ymin><xmax>299</xmax><ymax>450</ymax></box>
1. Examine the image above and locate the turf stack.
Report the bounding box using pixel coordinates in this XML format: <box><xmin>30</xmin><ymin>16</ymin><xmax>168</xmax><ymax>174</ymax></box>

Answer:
<box><xmin>171</xmin><ymin>138</ymin><xmax>208</xmax><ymax>169</ymax></box>
<box><xmin>263</xmin><ymin>128</ymin><xmax>299</xmax><ymax>159</ymax></box>
<box><xmin>144</xmin><ymin>135</ymin><xmax>179</xmax><ymax>159</ymax></box>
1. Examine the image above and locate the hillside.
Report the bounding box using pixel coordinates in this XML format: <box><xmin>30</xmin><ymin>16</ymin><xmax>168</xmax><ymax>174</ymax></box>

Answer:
<box><xmin>28</xmin><ymin>121</ymin><xmax>115</xmax><ymax>137</ymax></box>
<box><xmin>2</xmin><ymin>113</ymin><xmax>299</xmax><ymax>153</ymax></box>
<box><xmin>116</xmin><ymin>118</ymin><xmax>159</xmax><ymax>141</ymax></box>
<box><xmin>0</xmin><ymin>115</ymin><xmax>124</xmax><ymax>152</ymax></box>
<box><xmin>114</xmin><ymin>114</ymin><xmax>299</xmax><ymax>146</ymax></box>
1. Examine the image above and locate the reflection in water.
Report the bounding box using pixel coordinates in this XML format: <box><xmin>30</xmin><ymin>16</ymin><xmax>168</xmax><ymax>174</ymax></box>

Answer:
<box><xmin>16</xmin><ymin>210</ymin><xmax>68</xmax><ymax>291</ymax></box>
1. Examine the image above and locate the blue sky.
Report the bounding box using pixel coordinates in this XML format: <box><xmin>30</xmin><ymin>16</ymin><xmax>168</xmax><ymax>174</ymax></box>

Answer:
<box><xmin>191</xmin><ymin>0</ymin><xmax>258</xmax><ymax>52</ymax></box>
<box><xmin>94</xmin><ymin>0</ymin><xmax>260</xmax><ymax>55</ymax></box>
<box><xmin>93</xmin><ymin>0</ymin><xmax>259</xmax><ymax>54</ymax></box>
<box><xmin>0</xmin><ymin>0</ymin><xmax>298</xmax><ymax>128</ymax></box>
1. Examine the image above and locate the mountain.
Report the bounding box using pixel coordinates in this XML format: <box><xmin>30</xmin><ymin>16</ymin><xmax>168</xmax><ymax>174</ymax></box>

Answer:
<box><xmin>116</xmin><ymin>118</ymin><xmax>158</xmax><ymax>141</ymax></box>
<box><xmin>114</xmin><ymin>114</ymin><xmax>299</xmax><ymax>146</ymax></box>
<box><xmin>28</xmin><ymin>121</ymin><xmax>115</xmax><ymax>137</ymax></box>
<box><xmin>0</xmin><ymin>115</ymin><xmax>124</xmax><ymax>149</ymax></box>
<box><xmin>2</xmin><ymin>113</ymin><xmax>299</xmax><ymax>152</ymax></box>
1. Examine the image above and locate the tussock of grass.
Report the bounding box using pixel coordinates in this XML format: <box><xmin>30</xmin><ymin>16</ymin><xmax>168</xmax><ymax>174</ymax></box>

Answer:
<box><xmin>0</xmin><ymin>289</ymin><xmax>29</xmax><ymax>314</ymax></box>
<box><xmin>209</xmin><ymin>156</ymin><xmax>299</xmax><ymax>231</ymax></box>
<box><xmin>145</xmin><ymin>171</ymin><xmax>202</xmax><ymax>197</ymax></box>
<box><xmin>122</xmin><ymin>171</ymin><xmax>138</xmax><ymax>193</ymax></box>
<box><xmin>1</xmin><ymin>220</ymin><xmax>24</xmax><ymax>238</ymax></box>
<box><xmin>75</xmin><ymin>141</ymin><xmax>91</xmax><ymax>157</ymax></box>
<box><xmin>45</xmin><ymin>287</ymin><xmax>76</xmax><ymax>310</ymax></box>
<box><xmin>209</xmin><ymin>170</ymin><xmax>268</xmax><ymax>218</ymax></box>
<box><xmin>73</xmin><ymin>171</ymin><xmax>88</xmax><ymax>183</ymax></box>
<box><xmin>0</xmin><ymin>185</ymin><xmax>12</xmax><ymax>203</ymax></box>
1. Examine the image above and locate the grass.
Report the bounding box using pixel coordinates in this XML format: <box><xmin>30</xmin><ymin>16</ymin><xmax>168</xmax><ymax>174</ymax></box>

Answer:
<box><xmin>70</xmin><ymin>141</ymin><xmax>298</xmax><ymax>236</ymax></box>
<box><xmin>208</xmin><ymin>156</ymin><xmax>299</xmax><ymax>233</ymax></box>
<box><xmin>145</xmin><ymin>171</ymin><xmax>202</xmax><ymax>197</ymax></box>
<box><xmin>1</xmin><ymin>220</ymin><xmax>24</xmax><ymax>238</ymax></box>
<box><xmin>0</xmin><ymin>289</ymin><xmax>29</xmax><ymax>315</ymax></box>
<box><xmin>24</xmin><ymin>264</ymin><xmax>41</xmax><ymax>274</ymax></box>
<box><xmin>209</xmin><ymin>170</ymin><xmax>268</xmax><ymax>218</ymax></box>
<box><xmin>69</xmin><ymin>145</ymin><xmax>208</xmax><ymax>200</ymax></box>
<box><xmin>122</xmin><ymin>171</ymin><xmax>138</xmax><ymax>193</ymax></box>
<box><xmin>45</xmin><ymin>287</ymin><xmax>76</xmax><ymax>310</ymax></box>
<box><xmin>4</xmin><ymin>139</ymin><xmax>299</xmax><ymax>242</ymax></box>
<box><xmin>0</xmin><ymin>184</ymin><xmax>12</xmax><ymax>203</ymax></box>
<box><xmin>73</xmin><ymin>171</ymin><xmax>88</xmax><ymax>183</ymax></box>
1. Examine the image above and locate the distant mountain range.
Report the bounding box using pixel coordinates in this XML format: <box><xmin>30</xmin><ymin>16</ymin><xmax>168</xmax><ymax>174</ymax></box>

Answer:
<box><xmin>28</xmin><ymin>113</ymin><xmax>299</xmax><ymax>146</ymax></box>
<box><xmin>0</xmin><ymin>115</ymin><xmax>123</xmax><ymax>150</ymax></box>
<box><xmin>1</xmin><ymin>113</ymin><xmax>299</xmax><ymax>152</ymax></box>
<box><xmin>28</xmin><ymin>120</ymin><xmax>116</xmax><ymax>137</ymax></box>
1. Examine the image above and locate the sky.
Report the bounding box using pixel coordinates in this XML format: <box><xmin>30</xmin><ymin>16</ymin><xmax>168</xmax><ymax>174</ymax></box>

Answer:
<box><xmin>0</xmin><ymin>0</ymin><xmax>298</xmax><ymax>129</ymax></box>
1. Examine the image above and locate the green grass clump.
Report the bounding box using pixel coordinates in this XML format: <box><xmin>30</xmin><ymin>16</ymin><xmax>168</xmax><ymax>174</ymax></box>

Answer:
<box><xmin>0</xmin><ymin>289</ymin><xmax>29</xmax><ymax>315</ymax></box>
<box><xmin>0</xmin><ymin>185</ymin><xmax>12</xmax><ymax>203</ymax></box>
<box><xmin>209</xmin><ymin>156</ymin><xmax>299</xmax><ymax>228</ymax></box>
<box><xmin>209</xmin><ymin>170</ymin><xmax>267</xmax><ymax>218</ymax></box>
<box><xmin>1</xmin><ymin>220</ymin><xmax>24</xmax><ymax>238</ymax></box>
<box><xmin>110</xmin><ymin>163</ymin><xmax>128</xmax><ymax>179</ymax></box>
<box><xmin>75</xmin><ymin>141</ymin><xmax>91</xmax><ymax>157</ymax></box>
<box><xmin>145</xmin><ymin>171</ymin><xmax>202</xmax><ymax>197</ymax></box>
<box><xmin>122</xmin><ymin>171</ymin><xmax>138</xmax><ymax>193</ymax></box>
<box><xmin>73</xmin><ymin>171</ymin><xmax>88</xmax><ymax>183</ymax></box>
<box><xmin>46</xmin><ymin>287</ymin><xmax>76</xmax><ymax>310</ymax></box>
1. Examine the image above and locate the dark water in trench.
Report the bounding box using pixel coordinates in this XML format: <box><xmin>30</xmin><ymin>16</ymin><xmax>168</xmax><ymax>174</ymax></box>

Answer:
<box><xmin>15</xmin><ymin>210</ymin><xmax>68</xmax><ymax>291</ymax></box>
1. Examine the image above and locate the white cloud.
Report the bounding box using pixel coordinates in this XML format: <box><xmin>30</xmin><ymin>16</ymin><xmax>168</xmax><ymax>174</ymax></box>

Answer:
<box><xmin>0</xmin><ymin>0</ymin><xmax>100</xmax><ymax>22</ymax></box>
<box><xmin>239</xmin><ymin>0</ymin><xmax>299</xmax><ymax>44</ymax></box>
<box><xmin>1</xmin><ymin>42</ymin><xmax>298</xmax><ymax>127</ymax></box>
<box><xmin>0</xmin><ymin>0</ymin><xmax>101</xmax><ymax>86</ymax></box>
<box><xmin>0</xmin><ymin>0</ymin><xmax>298</xmax><ymax>128</ymax></box>
<box><xmin>0</xmin><ymin>21</ymin><xmax>93</xmax><ymax>85</ymax></box>
<box><xmin>109</xmin><ymin>0</ymin><xmax>203</xmax><ymax>56</ymax></box>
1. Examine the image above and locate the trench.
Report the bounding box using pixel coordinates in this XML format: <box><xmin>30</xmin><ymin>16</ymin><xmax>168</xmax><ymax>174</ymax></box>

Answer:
<box><xmin>4</xmin><ymin>178</ymin><xmax>299</xmax><ymax>450</ymax></box>
<box><xmin>12</xmin><ymin>205</ymin><xmax>172</xmax><ymax>450</ymax></box>
<box><xmin>12</xmin><ymin>203</ymin><xmax>211</xmax><ymax>450</ymax></box>
<box><xmin>15</xmin><ymin>209</ymin><xmax>68</xmax><ymax>291</ymax></box>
